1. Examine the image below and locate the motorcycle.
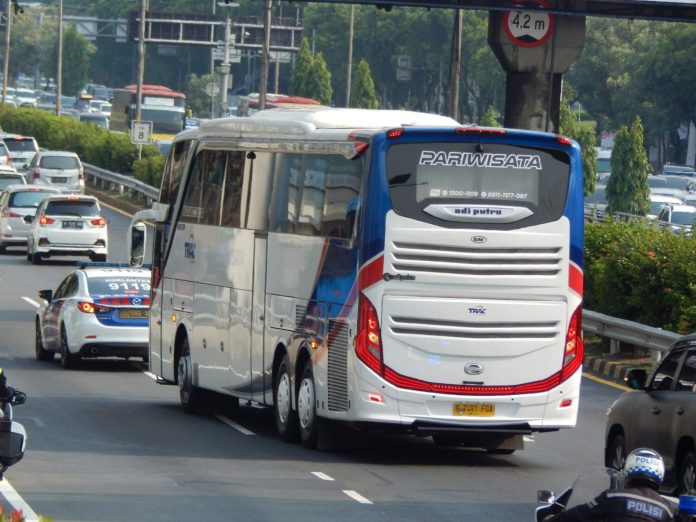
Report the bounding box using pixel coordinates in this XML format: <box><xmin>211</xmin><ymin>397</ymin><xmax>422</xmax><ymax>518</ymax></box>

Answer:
<box><xmin>0</xmin><ymin>379</ymin><xmax>26</xmax><ymax>480</ymax></box>
<box><xmin>536</xmin><ymin>467</ymin><xmax>622</xmax><ymax>521</ymax></box>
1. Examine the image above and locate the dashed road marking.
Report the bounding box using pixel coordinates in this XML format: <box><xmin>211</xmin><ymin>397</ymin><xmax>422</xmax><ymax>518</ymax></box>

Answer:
<box><xmin>311</xmin><ymin>471</ymin><xmax>335</xmax><ymax>481</ymax></box>
<box><xmin>216</xmin><ymin>415</ymin><xmax>255</xmax><ymax>436</ymax></box>
<box><xmin>343</xmin><ymin>490</ymin><xmax>373</xmax><ymax>504</ymax></box>
<box><xmin>21</xmin><ymin>297</ymin><xmax>40</xmax><ymax>308</ymax></box>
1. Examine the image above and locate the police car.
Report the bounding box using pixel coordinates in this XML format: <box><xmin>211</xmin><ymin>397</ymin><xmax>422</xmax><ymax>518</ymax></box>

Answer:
<box><xmin>34</xmin><ymin>264</ymin><xmax>151</xmax><ymax>368</ymax></box>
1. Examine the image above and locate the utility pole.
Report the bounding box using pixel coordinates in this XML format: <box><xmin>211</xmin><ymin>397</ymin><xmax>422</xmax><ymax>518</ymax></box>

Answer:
<box><xmin>135</xmin><ymin>0</ymin><xmax>147</xmax><ymax>122</ymax></box>
<box><xmin>259</xmin><ymin>0</ymin><xmax>271</xmax><ymax>110</ymax></box>
<box><xmin>210</xmin><ymin>0</ymin><xmax>216</xmax><ymax>117</ymax></box>
<box><xmin>346</xmin><ymin>4</ymin><xmax>354</xmax><ymax>107</ymax></box>
<box><xmin>56</xmin><ymin>0</ymin><xmax>63</xmax><ymax>114</ymax></box>
<box><xmin>448</xmin><ymin>8</ymin><xmax>462</xmax><ymax>121</ymax></box>
<box><xmin>220</xmin><ymin>16</ymin><xmax>231</xmax><ymax>116</ymax></box>
<box><xmin>2</xmin><ymin>0</ymin><xmax>11</xmax><ymax>104</ymax></box>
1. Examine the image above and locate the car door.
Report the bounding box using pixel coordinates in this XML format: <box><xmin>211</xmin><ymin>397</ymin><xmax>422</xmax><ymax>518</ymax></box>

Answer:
<box><xmin>669</xmin><ymin>348</ymin><xmax>696</xmax><ymax>475</ymax></box>
<box><xmin>629</xmin><ymin>346</ymin><xmax>687</xmax><ymax>462</ymax></box>
<box><xmin>42</xmin><ymin>274</ymin><xmax>74</xmax><ymax>350</ymax></box>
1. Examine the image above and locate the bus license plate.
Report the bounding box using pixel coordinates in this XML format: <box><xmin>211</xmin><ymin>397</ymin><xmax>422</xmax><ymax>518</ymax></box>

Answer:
<box><xmin>453</xmin><ymin>403</ymin><xmax>495</xmax><ymax>417</ymax></box>
<box><xmin>119</xmin><ymin>309</ymin><xmax>149</xmax><ymax>319</ymax></box>
<box><xmin>62</xmin><ymin>221</ymin><xmax>83</xmax><ymax>229</ymax></box>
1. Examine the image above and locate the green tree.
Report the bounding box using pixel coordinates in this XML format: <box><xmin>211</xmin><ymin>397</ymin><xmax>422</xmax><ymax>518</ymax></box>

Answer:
<box><xmin>304</xmin><ymin>53</ymin><xmax>332</xmax><ymax>105</ymax></box>
<box><xmin>184</xmin><ymin>73</ymin><xmax>214</xmax><ymax>118</ymax></box>
<box><xmin>479</xmin><ymin>106</ymin><xmax>501</xmax><ymax>127</ymax></box>
<box><xmin>560</xmin><ymin>100</ymin><xmax>597</xmax><ymax>197</ymax></box>
<box><xmin>289</xmin><ymin>38</ymin><xmax>314</xmax><ymax>97</ymax></box>
<box><xmin>605</xmin><ymin>117</ymin><xmax>651</xmax><ymax>215</ymax></box>
<box><xmin>350</xmin><ymin>59</ymin><xmax>378</xmax><ymax>109</ymax></box>
<box><xmin>60</xmin><ymin>26</ymin><xmax>95</xmax><ymax>96</ymax></box>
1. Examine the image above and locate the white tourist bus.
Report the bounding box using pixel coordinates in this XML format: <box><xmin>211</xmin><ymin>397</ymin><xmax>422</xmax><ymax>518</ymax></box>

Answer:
<box><xmin>129</xmin><ymin>107</ymin><xmax>585</xmax><ymax>451</ymax></box>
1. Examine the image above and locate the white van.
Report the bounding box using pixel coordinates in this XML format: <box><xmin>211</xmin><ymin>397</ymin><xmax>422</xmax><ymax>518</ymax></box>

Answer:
<box><xmin>596</xmin><ymin>149</ymin><xmax>612</xmax><ymax>181</ymax></box>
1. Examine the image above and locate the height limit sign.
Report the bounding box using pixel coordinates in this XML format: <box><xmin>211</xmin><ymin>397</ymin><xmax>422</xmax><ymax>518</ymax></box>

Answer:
<box><xmin>503</xmin><ymin>0</ymin><xmax>554</xmax><ymax>48</ymax></box>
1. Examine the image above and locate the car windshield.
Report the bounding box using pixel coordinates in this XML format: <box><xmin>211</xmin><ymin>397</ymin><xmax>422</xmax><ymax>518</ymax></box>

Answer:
<box><xmin>663</xmin><ymin>177</ymin><xmax>696</xmax><ymax>191</ymax></box>
<box><xmin>9</xmin><ymin>190</ymin><xmax>55</xmax><ymax>208</ymax></box>
<box><xmin>596</xmin><ymin>158</ymin><xmax>611</xmax><ymax>173</ymax></box>
<box><xmin>87</xmin><ymin>275</ymin><xmax>151</xmax><ymax>296</ymax></box>
<box><xmin>45</xmin><ymin>200</ymin><xmax>99</xmax><ymax>216</ymax></box>
<box><xmin>650</xmin><ymin>202</ymin><xmax>669</xmax><ymax>215</ymax></box>
<box><xmin>0</xmin><ymin>177</ymin><xmax>23</xmax><ymax>190</ymax></box>
<box><xmin>3</xmin><ymin>138</ymin><xmax>37</xmax><ymax>152</ymax></box>
<box><xmin>40</xmin><ymin>156</ymin><xmax>79</xmax><ymax>169</ymax></box>
<box><xmin>663</xmin><ymin>165</ymin><xmax>696</xmax><ymax>176</ymax></box>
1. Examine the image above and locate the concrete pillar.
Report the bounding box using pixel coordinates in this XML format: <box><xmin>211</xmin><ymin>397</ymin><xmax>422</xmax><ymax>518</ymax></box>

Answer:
<box><xmin>488</xmin><ymin>10</ymin><xmax>585</xmax><ymax>132</ymax></box>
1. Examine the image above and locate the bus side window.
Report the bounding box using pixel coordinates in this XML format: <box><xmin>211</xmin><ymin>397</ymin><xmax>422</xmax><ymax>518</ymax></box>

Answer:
<box><xmin>296</xmin><ymin>155</ymin><xmax>326</xmax><ymax>236</ymax></box>
<box><xmin>321</xmin><ymin>155</ymin><xmax>362</xmax><ymax>239</ymax></box>
<box><xmin>220</xmin><ymin>151</ymin><xmax>244</xmax><ymax>228</ymax></box>
<box><xmin>160</xmin><ymin>140</ymin><xmax>191</xmax><ymax>208</ymax></box>
<box><xmin>180</xmin><ymin>151</ymin><xmax>206</xmax><ymax>224</ymax></box>
<box><xmin>268</xmin><ymin>153</ymin><xmax>302</xmax><ymax>233</ymax></box>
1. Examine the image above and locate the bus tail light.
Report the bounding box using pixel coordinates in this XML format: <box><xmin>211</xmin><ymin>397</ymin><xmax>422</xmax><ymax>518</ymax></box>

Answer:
<box><xmin>560</xmin><ymin>305</ymin><xmax>584</xmax><ymax>382</ymax></box>
<box><xmin>38</xmin><ymin>215</ymin><xmax>55</xmax><ymax>225</ymax></box>
<box><xmin>355</xmin><ymin>293</ymin><xmax>383</xmax><ymax>376</ymax></box>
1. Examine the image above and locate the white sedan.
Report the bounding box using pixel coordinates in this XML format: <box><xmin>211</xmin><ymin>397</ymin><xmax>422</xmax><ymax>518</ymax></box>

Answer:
<box><xmin>35</xmin><ymin>264</ymin><xmax>151</xmax><ymax>368</ymax></box>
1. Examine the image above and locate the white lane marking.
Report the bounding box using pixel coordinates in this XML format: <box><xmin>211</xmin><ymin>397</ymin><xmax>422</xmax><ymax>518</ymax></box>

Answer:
<box><xmin>343</xmin><ymin>490</ymin><xmax>373</xmax><ymax>504</ymax></box>
<box><xmin>215</xmin><ymin>415</ymin><xmax>255</xmax><ymax>436</ymax></box>
<box><xmin>311</xmin><ymin>471</ymin><xmax>335</xmax><ymax>481</ymax></box>
<box><xmin>21</xmin><ymin>297</ymin><xmax>40</xmax><ymax>308</ymax></box>
<box><xmin>0</xmin><ymin>479</ymin><xmax>40</xmax><ymax>522</ymax></box>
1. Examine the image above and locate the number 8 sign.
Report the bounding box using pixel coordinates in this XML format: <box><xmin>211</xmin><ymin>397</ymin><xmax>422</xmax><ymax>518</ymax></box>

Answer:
<box><xmin>503</xmin><ymin>0</ymin><xmax>555</xmax><ymax>48</ymax></box>
<box><xmin>130</xmin><ymin>121</ymin><xmax>153</xmax><ymax>145</ymax></box>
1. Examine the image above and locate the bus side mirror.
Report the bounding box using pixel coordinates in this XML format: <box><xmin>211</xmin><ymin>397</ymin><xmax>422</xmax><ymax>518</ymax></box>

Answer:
<box><xmin>129</xmin><ymin>222</ymin><xmax>146</xmax><ymax>267</ymax></box>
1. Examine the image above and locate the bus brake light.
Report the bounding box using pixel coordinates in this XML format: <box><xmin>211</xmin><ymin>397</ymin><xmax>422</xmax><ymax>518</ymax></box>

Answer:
<box><xmin>557</xmin><ymin>136</ymin><xmax>572</xmax><ymax>146</ymax></box>
<box><xmin>560</xmin><ymin>305</ymin><xmax>584</xmax><ymax>382</ymax></box>
<box><xmin>386</xmin><ymin>128</ymin><xmax>404</xmax><ymax>139</ymax></box>
<box><xmin>455</xmin><ymin>127</ymin><xmax>506</xmax><ymax>135</ymax></box>
<box><xmin>355</xmin><ymin>294</ymin><xmax>383</xmax><ymax>376</ymax></box>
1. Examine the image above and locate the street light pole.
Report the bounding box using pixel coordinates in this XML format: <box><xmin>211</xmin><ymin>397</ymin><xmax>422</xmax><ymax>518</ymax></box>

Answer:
<box><xmin>219</xmin><ymin>16</ymin><xmax>231</xmax><ymax>116</ymax></box>
<box><xmin>135</xmin><ymin>0</ymin><xmax>147</xmax><ymax>123</ymax></box>
<box><xmin>56</xmin><ymin>0</ymin><xmax>63</xmax><ymax>115</ymax></box>
<box><xmin>2</xmin><ymin>0</ymin><xmax>11</xmax><ymax>104</ymax></box>
<box><xmin>259</xmin><ymin>0</ymin><xmax>271</xmax><ymax>110</ymax></box>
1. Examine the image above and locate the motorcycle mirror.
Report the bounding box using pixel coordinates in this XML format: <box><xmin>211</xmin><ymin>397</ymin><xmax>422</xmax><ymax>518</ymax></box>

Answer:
<box><xmin>9</xmin><ymin>391</ymin><xmax>25</xmax><ymax>406</ymax></box>
<box><xmin>537</xmin><ymin>489</ymin><xmax>556</xmax><ymax>504</ymax></box>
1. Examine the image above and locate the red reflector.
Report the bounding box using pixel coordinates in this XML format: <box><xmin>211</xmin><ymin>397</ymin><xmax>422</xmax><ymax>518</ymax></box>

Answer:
<box><xmin>367</xmin><ymin>392</ymin><xmax>384</xmax><ymax>404</ymax></box>
<box><xmin>386</xmin><ymin>128</ymin><xmax>404</xmax><ymax>139</ymax></box>
<box><xmin>455</xmin><ymin>127</ymin><xmax>506</xmax><ymax>135</ymax></box>
<box><xmin>353</xmin><ymin>141</ymin><xmax>369</xmax><ymax>155</ymax></box>
<box><xmin>560</xmin><ymin>399</ymin><xmax>573</xmax><ymax>408</ymax></box>
<box><xmin>557</xmin><ymin>135</ymin><xmax>572</xmax><ymax>146</ymax></box>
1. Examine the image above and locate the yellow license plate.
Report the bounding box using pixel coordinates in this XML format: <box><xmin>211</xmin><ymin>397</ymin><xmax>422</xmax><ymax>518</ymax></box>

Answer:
<box><xmin>119</xmin><ymin>309</ymin><xmax>149</xmax><ymax>319</ymax></box>
<box><xmin>452</xmin><ymin>403</ymin><xmax>495</xmax><ymax>417</ymax></box>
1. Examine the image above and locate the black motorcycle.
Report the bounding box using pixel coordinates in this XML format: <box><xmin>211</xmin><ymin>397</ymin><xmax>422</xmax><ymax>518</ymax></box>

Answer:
<box><xmin>0</xmin><ymin>380</ymin><xmax>26</xmax><ymax>480</ymax></box>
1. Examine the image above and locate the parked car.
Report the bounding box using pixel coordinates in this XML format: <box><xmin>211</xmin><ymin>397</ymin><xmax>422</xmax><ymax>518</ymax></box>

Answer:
<box><xmin>0</xmin><ymin>141</ymin><xmax>11</xmax><ymax>165</ymax></box>
<box><xmin>656</xmin><ymin>203</ymin><xmax>696</xmax><ymax>234</ymax></box>
<box><xmin>35</xmin><ymin>264</ymin><xmax>151</xmax><ymax>368</ymax></box>
<box><xmin>0</xmin><ymin>185</ymin><xmax>61</xmax><ymax>253</ymax></box>
<box><xmin>660</xmin><ymin>164</ymin><xmax>696</xmax><ymax>177</ymax></box>
<box><xmin>0</xmin><ymin>169</ymin><xmax>26</xmax><ymax>191</ymax></box>
<box><xmin>26</xmin><ymin>151</ymin><xmax>84</xmax><ymax>194</ymax></box>
<box><xmin>0</xmin><ymin>135</ymin><xmax>39</xmax><ymax>170</ymax></box>
<box><xmin>648</xmin><ymin>194</ymin><xmax>684</xmax><ymax>220</ymax></box>
<box><xmin>24</xmin><ymin>194</ymin><xmax>108</xmax><ymax>264</ymax></box>
<box><xmin>605</xmin><ymin>334</ymin><xmax>696</xmax><ymax>494</ymax></box>
<box><xmin>584</xmin><ymin>184</ymin><xmax>607</xmax><ymax>221</ymax></box>
<box><xmin>79</xmin><ymin>113</ymin><xmax>109</xmax><ymax>129</ymax></box>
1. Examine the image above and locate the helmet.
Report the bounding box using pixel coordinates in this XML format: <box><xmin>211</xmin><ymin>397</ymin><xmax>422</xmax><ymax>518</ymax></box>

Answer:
<box><xmin>624</xmin><ymin>448</ymin><xmax>664</xmax><ymax>488</ymax></box>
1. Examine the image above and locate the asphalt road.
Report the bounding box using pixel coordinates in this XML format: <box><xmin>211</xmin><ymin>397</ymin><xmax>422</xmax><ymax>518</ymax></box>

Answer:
<box><xmin>0</xmin><ymin>205</ymin><xmax>626</xmax><ymax>522</ymax></box>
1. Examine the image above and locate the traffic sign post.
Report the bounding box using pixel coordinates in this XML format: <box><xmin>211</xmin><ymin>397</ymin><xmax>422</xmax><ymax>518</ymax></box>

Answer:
<box><xmin>503</xmin><ymin>0</ymin><xmax>554</xmax><ymax>48</ymax></box>
<box><xmin>130</xmin><ymin>120</ymin><xmax>153</xmax><ymax>159</ymax></box>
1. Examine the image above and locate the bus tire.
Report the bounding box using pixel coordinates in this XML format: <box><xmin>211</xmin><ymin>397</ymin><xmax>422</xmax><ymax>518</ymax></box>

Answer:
<box><xmin>178</xmin><ymin>337</ymin><xmax>200</xmax><ymax>414</ymax></box>
<box><xmin>274</xmin><ymin>355</ymin><xmax>299</xmax><ymax>442</ymax></box>
<box><xmin>298</xmin><ymin>362</ymin><xmax>318</xmax><ymax>449</ymax></box>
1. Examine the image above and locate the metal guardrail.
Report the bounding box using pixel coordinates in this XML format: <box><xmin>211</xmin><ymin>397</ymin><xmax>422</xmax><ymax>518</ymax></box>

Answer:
<box><xmin>84</xmin><ymin>163</ymin><xmax>159</xmax><ymax>203</ymax></box>
<box><xmin>83</xmin><ymin>164</ymin><xmax>681</xmax><ymax>361</ymax></box>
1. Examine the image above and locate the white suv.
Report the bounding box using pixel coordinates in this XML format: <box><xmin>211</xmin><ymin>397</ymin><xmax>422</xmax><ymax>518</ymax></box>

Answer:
<box><xmin>26</xmin><ymin>151</ymin><xmax>84</xmax><ymax>194</ymax></box>
<box><xmin>0</xmin><ymin>185</ymin><xmax>61</xmax><ymax>253</ymax></box>
<box><xmin>24</xmin><ymin>194</ymin><xmax>108</xmax><ymax>264</ymax></box>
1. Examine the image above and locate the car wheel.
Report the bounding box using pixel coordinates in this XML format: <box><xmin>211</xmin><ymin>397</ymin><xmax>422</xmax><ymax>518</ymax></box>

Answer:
<box><xmin>177</xmin><ymin>337</ymin><xmax>200</xmax><ymax>414</ymax></box>
<box><xmin>297</xmin><ymin>362</ymin><xmax>318</xmax><ymax>449</ymax></box>
<box><xmin>90</xmin><ymin>254</ymin><xmax>107</xmax><ymax>262</ymax></box>
<box><xmin>274</xmin><ymin>355</ymin><xmax>299</xmax><ymax>442</ymax></box>
<box><xmin>59</xmin><ymin>326</ymin><xmax>78</xmax><ymax>369</ymax></box>
<box><xmin>606</xmin><ymin>432</ymin><xmax>626</xmax><ymax>471</ymax></box>
<box><xmin>679</xmin><ymin>450</ymin><xmax>696</xmax><ymax>495</ymax></box>
<box><xmin>35</xmin><ymin>318</ymin><xmax>53</xmax><ymax>361</ymax></box>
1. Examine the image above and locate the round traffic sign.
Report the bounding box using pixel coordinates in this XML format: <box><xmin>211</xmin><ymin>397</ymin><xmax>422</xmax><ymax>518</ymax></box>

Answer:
<box><xmin>503</xmin><ymin>0</ymin><xmax>555</xmax><ymax>48</ymax></box>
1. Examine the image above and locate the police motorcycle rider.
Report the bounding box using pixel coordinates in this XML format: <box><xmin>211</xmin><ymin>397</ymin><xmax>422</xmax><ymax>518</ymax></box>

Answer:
<box><xmin>547</xmin><ymin>448</ymin><xmax>675</xmax><ymax>522</ymax></box>
<box><xmin>0</xmin><ymin>367</ymin><xmax>27</xmax><ymax>479</ymax></box>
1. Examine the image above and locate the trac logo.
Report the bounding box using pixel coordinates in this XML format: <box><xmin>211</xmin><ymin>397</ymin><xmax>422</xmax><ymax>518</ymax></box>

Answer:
<box><xmin>468</xmin><ymin>305</ymin><xmax>486</xmax><ymax>315</ymax></box>
<box><xmin>184</xmin><ymin>234</ymin><xmax>196</xmax><ymax>261</ymax></box>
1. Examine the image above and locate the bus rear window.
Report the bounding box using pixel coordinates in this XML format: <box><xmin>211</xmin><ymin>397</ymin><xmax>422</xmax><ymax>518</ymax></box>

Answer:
<box><xmin>386</xmin><ymin>142</ymin><xmax>570</xmax><ymax>230</ymax></box>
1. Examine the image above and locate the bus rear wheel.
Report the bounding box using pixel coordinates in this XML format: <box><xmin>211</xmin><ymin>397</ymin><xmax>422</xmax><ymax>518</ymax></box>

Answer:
<box><xmin>274</xmin><ymin>355</ymin><xmax>299</xmax><ymax>442</ymax></box>
<box><xmin>178</xmin><ymin>338</ymin><xmax>200</xmax><ymax>414</ymax></box>
<box><xmin>298</xmin><ymin>362</ymin><xmax>318</xmax><ymax>449</ymax></box>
